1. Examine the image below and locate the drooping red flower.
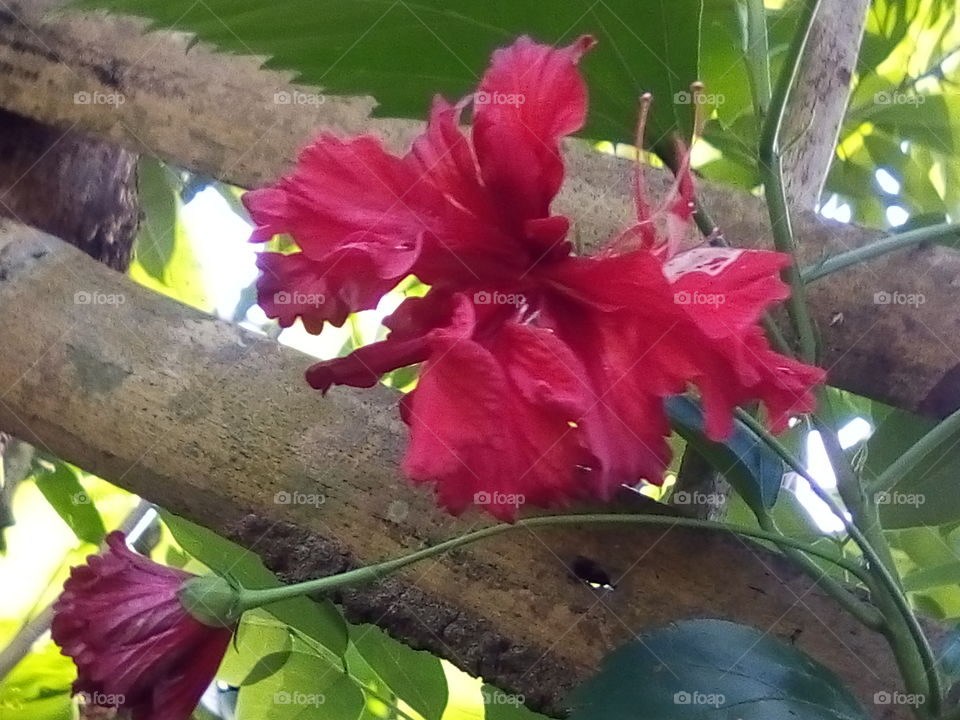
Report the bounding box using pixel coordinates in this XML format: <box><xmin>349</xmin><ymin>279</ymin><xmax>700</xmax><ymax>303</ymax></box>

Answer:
<box><xmin>51</xmin><ymin>532</ymin><xmax>234</xmax><ymax>720</ymax></box>
<box><xmin>245</xmin><ymin>36</ymin><xmax>825</xmax><ymax>521</ymax></box>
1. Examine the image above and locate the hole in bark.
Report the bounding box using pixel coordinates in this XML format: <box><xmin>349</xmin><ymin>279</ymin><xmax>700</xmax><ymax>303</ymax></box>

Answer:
<box><xmin>571</xmin><ymin>555</ymin><xmax>615</xmax><ymax>590</ymax></box>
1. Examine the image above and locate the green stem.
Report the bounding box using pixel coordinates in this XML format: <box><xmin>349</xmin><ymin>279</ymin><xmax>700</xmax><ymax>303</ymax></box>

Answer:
<box><xmin>875</xmin><ymin>403</ymin><xmax>960</xmax><ymax>494</ymax></box>
<box><xmin>743</xmin><ymin>0</ymin><xmax>772</xmax><ymax>129</ymax></box>
<box><xmin>756</xmin><ymin>0</ymin><xmax>820</xmax><ymax>363</ymax></box>
<box><xmin>237</xmin><ymin>513</ymin><xmax>869</xmax><ymax>611</ymax></box>
<box><xmin>754</xmin><ymin>508</ymin><xmax>883</xmax><ymax>630</ymax></box>
<box><xmin>734</xmin><ymin>408</ymin><xmax>942</xmax><ymax>716</ymax></box>
<box><xmin>802</xmin><ymin>223</ymin><xmax>960</xmax><ymax>285</ymax></box>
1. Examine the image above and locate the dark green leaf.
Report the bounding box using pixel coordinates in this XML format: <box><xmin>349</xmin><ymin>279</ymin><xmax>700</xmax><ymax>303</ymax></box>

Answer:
<box><xmin>666</xmin><ymin>396</ymin><xmax>784</xmax><ymax>513</ymax></box>
<box><xmin>162</xmin><ymin>512</ymin><xmax>349</xmax><ymax>657</ymax></box>
<box><xmin>864</xmin><ymin>409</ymin><xmax>960</xmax><ymax>528</ymax></box>
<box><xmin>79</xmin><ymin>0</ymin><xmax>703</xmax><ymax>144</ymax></box>
<box><xmin>570</xmin><ymin>619</ymin><xmax>871</xmax><ymax>720</ymax></box>
<box><xmin>351</xmin><ymin>624</ymin><xmax>448</xmax><ymax>720</ymax></box>
<box><xmin>133</xmin><ymin>158</ymin><xmax>180</xmax><ymax>281</ymax></box>
<box><xmin>903</xmin><ymin>562</ymin><xmax>960</xmax><ymax>592</ymax></box>
<box><xmin>32</xmin><ymin>459</ymin><xmax>106</xmax><ymax>545</ymax></box>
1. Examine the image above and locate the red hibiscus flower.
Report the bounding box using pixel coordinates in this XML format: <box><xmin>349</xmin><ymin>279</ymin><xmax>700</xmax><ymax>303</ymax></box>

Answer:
<box><xmin>245</xmin><ymin>36</ymin><xmax>824</xmax><ymax>521</ymax></box>
<box><xmin>51</xmin><ymin>532</ymin><xmax>234</xmax><ymax>720</ymax></box>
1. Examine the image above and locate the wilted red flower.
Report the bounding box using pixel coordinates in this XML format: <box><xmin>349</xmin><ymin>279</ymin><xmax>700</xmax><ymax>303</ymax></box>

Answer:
<box><xmin>51</xmin><ymin>532</ymin><xmax>234</xmax><ymax>720</ymax></box>
<box><xmin>245</xmin><ymin>36</ymin><xmax>824</xmax><ymax>521</ymax></box>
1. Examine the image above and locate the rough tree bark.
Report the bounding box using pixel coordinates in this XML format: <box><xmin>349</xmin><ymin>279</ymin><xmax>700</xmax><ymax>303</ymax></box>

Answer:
<box><xmin>782</xmin><ymin>0</ymin><xmax>871</xmax><ymax>211</ymax></box>
<box><xmin>2</xmin><ymin>0</ymin><xmax>958</xmax><ymax>419</ymax></box>
<box><xmin>0</xmin><ymin>110</ymin><xmax>137</xmax><ymax>270</ymax></box>
<box><xmin>0</xmin><ymin>219</ymin><xmax>937</xmax><ymax>719</ymax></box>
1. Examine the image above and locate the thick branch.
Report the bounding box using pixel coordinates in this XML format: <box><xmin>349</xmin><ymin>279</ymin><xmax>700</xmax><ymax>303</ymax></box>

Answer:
<box><xmin>782</xmin><ymin>0</ymin><xmax>870</xmax><ymax>211</ymax></box>
<box><xmin>0</xmin><ymin>219</ymin><xmax>937</xmax><ymax>718</ymax></box>
<box><xmin>1</xmin><ymin>1</ymin><xmax>958</xmax><ymax>418</ymax></box>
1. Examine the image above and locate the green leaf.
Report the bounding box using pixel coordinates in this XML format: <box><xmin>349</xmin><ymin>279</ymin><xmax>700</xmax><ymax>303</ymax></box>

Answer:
<box><xmin>234</xmin><ymin>650</ymin><xmax>352</xmax><ymax>720</ymax></box>
<box><xmin>903</xmin><ymin>561</ymin><xmax>960</xmax><ymax>592</ymax></box>
<box><xmin>32</xmin><ymin>459</ymin><xmax>106</xmax><ymax>546</ymax></box>
<box><xmin>864</xmin><ymin>408</ymin><xmax>960</xmax><ymax>528</ymax></box>
<box><xmin>570</xmin><ymin>619</ymin><xmax>871</xmax><ymax>720</ymax></box>
<box><xmin>133</xmin><ymin>158</ymin><xmax>180</xmax><ymax>281</ymax></box>
<box><xmin>79</xmin><ymin>0</ymin><xmax>703</xmax><ymax>144</ymax></box>
<box><xmin>162</xmin><ymin>512</ymin><xmax>349</xmax><ymax>657</ymax></box>
<box><xmin>0</xmin><ymin>638</ymin><xmax>75</xmax><ymax>720</ymax></box>
<box><xmin>666</xmin><ymin>396</ymin><xmax>784</xmax><ymax>513</ymax></box>
<box><xmin>351</xmin><ymin>623</ymin><xmax>448</xmax><ymax>720</ymax></box>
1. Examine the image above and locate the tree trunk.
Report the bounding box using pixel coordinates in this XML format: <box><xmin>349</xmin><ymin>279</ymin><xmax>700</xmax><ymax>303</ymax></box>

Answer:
<box><xmin>782</xmin><ymin>0</ymin><xmax>871</xmax><ymax>211</ymax></box>
<box><xmin>0</xmin><ymin>109</ymin><xmax>138</xmax><ymax>270</ymax></box>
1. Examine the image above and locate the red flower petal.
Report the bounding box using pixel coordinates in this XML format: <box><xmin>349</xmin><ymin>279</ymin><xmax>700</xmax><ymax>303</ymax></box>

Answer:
<box><xmin>473</xmin><ymin>35</ymin><xmax>595</xmax><ymax>231</ymax></box>
<box><xmin>402</xmin><ymin>319</ymin><xmax>596</xmax><ymax>521</ymax></box>
<box><xmin>51</xmin><ymin>532</ymin><xmax>232</xmax><ymax>720</ymax></box>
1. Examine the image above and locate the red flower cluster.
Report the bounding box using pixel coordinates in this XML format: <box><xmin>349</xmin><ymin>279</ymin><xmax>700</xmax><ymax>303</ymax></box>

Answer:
<box><xmin>51</xmin><ymin>532</ymin><xmax>232</xmax><ymax>720</ymax></box>
<box><xmin>245</xmin><ymin>36</ymin><xmax>824</xmax><ymax>520</ymax></box>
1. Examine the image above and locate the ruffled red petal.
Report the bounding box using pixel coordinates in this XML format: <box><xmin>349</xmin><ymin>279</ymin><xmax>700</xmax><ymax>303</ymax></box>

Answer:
<box><xmin>51</xmin><ymin>532</ymin><xmax>232</xmax><ymax>720</ymax></box>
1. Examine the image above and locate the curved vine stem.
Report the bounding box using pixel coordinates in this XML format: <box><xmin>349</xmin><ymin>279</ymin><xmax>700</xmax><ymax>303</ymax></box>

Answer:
<box><xmin>802</xmin><ymin>222</ymin><xmax>960</xmax><ymax>285</ymax></box>
<box><xmin>734</xmin><ymin>408</ymin><xmax>942</xmax><ymax>717</ymax></box>
<box><xmin>237</xmin><ymin>512</ymin><xmax>870</xmax><ymax>611</ymax></box>
<box><xmin>756</xmin><ymin>0</ymin><xmax>821</xmax><ymax>363</ymax></box>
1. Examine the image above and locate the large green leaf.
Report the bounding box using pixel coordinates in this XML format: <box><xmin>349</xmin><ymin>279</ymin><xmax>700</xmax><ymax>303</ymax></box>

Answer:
<box><xmin>666</xmin><ymin>396</ymin><xmax>784</xmax><ymax>513</ymax></box>
<box><xmin>570</xmin><ymin>619</ymin><xmax>871</xmax><ymax>720</ymax></box>
<box><xmin>80</xmin><ymin>0</ymin><xmax>703</xmax><ymax>145</ymax></box>
<box><xmin>31</xmin><ymin>458</ymin><xmax>106</xmax><ymax>546</ymax></box>
<box><xmin>864</xmin><ymin>409</ymin><xmax>960</xmax><ymax>528</ymax></box>
<box><xmin>234</xmin><ymin>650</ymin><xmax>358</xmax><ymax>720</ymax></box>
<box><xmin>161</xmin><ymin>512</ymin><xmax>349</xmax><ymax>657</ymax></box>
<box><xmin>351</xmin><ymin>624</ymin><xmax>448</xmax><ymax>720</ymax></box>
